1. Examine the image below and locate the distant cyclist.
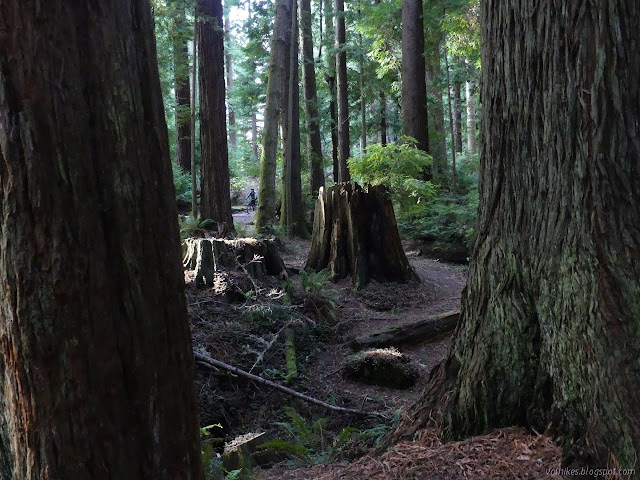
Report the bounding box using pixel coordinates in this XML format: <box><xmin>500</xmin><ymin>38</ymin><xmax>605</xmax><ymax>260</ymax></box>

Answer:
<box><xmin>246</xmin><ymin>188</ymin><xmax>257</xmax><ymax>212</ymax></box>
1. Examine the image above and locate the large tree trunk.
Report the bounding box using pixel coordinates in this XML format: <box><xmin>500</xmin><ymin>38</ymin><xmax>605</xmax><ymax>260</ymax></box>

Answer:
<box><xmin>335</xmin><ymin>0</ymin><xmax>351</xmax><ymax>182</ymax></box>
<box><xmin>281</xmin><ymin>0</ymin><xmax>307</xmax><ymax>236</ymax></box>
<box><xmin>225</xmin><ymin>10</ymin><xmax>237</xmax><ymax>149</ymax></box>
<box><xmin>199</xmin><ymin>0</ymin><xmax>234</xmax><ymax>228</ymax></box>
<box><xmin>300</xmin><ymin>0</ymin><xmax>325</xmax><ymax>198</ymax></box>
<box><xmin>444</xmin><ymin>48</ymin><xmax>457</xmax><ymax>193</ymax></box>
<box><xmin>256</xmin><ymin>0</ymin><xmax>289</xmax><ymax>232</ymax></box>
<box><xmin>306</xmin><ymin>184</ymin><xmax>418</xmax><ymax>289</ymax></box>
<box><xmin>399</xmin><ymin>0</ymin><xmax>640</xmax><ymax>470</ymax></box>
<box><xmin>401</xmin><ymin>0</ymin><xmax>429</xmax><ymax>156</ymax></box>
<box><xmin>173</xmin><ymin>7</ymin><xmax>192</xmax><ymax>172</ymax></box>
<box><xmin>323</xmin><ymin>0</ymin><xmax>339</xmax><ymax>182</ymax></box>
<box><xmin>0</xmin><ymin>2</ymin><xmax>202</xmax><ymax>478</ymax></box>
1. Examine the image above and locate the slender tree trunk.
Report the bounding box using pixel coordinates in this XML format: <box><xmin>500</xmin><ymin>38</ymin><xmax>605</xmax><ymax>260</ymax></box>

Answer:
<box><xmin>301</xmin><ymin>0</ymin><xmax>326</xmax><ymax>197</ymax></box>
<box><xmin>224</xmin><ymin>10</ymin><xmax>237</xmax><ymax>148</ymax></box>
<box><xmin>335</xmin><ymin>0</ymin><xmax>350</xmax><ymax>182</ymax></box>
<box><xmin>324</xmin><ymin>0</ymin><xmax>339</xmax><ymax>182</ymax></box>
<box><xmin>465</xmin><ymin>62</ymin><xmax>476</xmax><ymax>157</ymax></box>
<box><xmin>251</xmin><ymin>112</ymin><xmax>259</xmax><ymax>160</ymax></box>
<box><xmin>399</xmin><ymin>0</ymin><xmax>640</xmax><ymax>470</ymax></box>
<box><xmin>199</xmin><ymin>0</ymin><xmax>234</xmax><ymax>229</ymax></box>
<box><xmin>173</xmin><ymin>8</ymin><xmax>192</xmax><ymax>172</ymax></box>
<box><xmin>453</xmin><ymin>66</ymin><xmax>463</xmax><ymax>154</ymax></box>
<box><xmin>427</xmin><ymin>49</ymin><xmax>447</xmax><ymax>174</ymax></box>
<box><xmin>380</xmin><ymin>91</ymin><xmax>387</xmax><ymax>146</ymax></box>
<box><xmin>359</xmin><ymin>32</ymin><xmax>367</xmax><ymax>154</ymax></box>
<box><xmin>256</xmin><ymin>0</ymin><xmax>289</xmax><ymax>231</ymax></box>
<box><xmin>444</xmin><ymin>48</ymin><xmax>456</xmax><ymax>193</ymax></box>
<box><xmin>281</xmin><ymin>0</ymin><xmax>307</xmax><ymax>236</ymax></box>
<box><xmin>0</xmin><ymin>2</ymin><xmax>203</xmax><ymax>478</ymax></box>
<box><xmin>401</xmin><ymin>0</ymin><xmax>429</xmax><ymax>155</ymax></box>
<box><xmin>191</xmin><ymin>14</ymin><xmax>199</xmax><ymax>217</ymax></box>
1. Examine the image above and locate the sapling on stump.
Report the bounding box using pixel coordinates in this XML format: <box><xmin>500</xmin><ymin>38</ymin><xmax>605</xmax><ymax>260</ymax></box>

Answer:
<box><xmin>306</xmin><ymin>183</ymin><xmax>418</xmax><ymax>288</ymax></box>
<box><xmin>183</xmin><ymin>237</ymin><xmax>286</xmax><ymax>287</ymax></box>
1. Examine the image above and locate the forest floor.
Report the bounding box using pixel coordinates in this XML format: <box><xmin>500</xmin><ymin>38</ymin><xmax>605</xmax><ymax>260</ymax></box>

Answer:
<box><xmin>186</xmin><ymin>212</ymin><xmax>562</xmax><ymax>479</ymax></box>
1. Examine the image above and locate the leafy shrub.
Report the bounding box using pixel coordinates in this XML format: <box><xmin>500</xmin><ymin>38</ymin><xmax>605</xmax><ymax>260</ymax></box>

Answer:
<box><xmin>173</xmin><ymin>161</ymin><xmax>194</xmax><ymax>204</ymax></box>
<box><xmin>397</xmin><ymin>189</ymin><xmax>478</xmax><ymax>248</ymax></box>
<box><xmin>348</xmin><ymin>137</ymin><xmax>436</xmax><ymax>208</ymax></box>
<box><xmin>179</xmin><ymin>214</ymin><xmax>216</xmax><ymax>240</ymax></box>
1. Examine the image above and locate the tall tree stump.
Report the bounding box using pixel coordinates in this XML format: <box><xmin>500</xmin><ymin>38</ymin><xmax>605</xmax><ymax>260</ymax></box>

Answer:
<box><xmin>306</xmin><ymin>183</ymin><xmax>418</xmax><ymax>288</ymax></box>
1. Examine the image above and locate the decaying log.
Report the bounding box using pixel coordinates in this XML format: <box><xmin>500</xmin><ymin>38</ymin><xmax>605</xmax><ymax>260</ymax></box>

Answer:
<box><xmin>183</xmin><ymin>237</ymin><xmax>286</xmax><ymax>287</ymax></box>
<box><xmin>306</xmin><ymin>183</ymin><xmax>418</xmax><ymax>288</ymax></box>
<box><xmin>351</xmin><ymin>310</ymin><xmax>460</xmax><ymax>351</ymax></box>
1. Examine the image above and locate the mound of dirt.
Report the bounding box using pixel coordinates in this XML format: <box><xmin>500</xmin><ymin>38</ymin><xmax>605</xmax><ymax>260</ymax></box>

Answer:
<box><xmin>342</xmin><ymin>348</ymin><xmax>419</xmax><ymax>389</ymax></box>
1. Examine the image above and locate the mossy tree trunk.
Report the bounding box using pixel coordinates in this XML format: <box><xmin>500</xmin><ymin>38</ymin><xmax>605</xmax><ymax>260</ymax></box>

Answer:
<box><xmin>199</xmin><ymin>0</ymin><xmax>234</xmax><ymax>228</ymax></box>
<box><xmin>399</xmin><ymin>0</ymin><xmax>640</xmax><ymax>470</ymax></box>
<box><xmin>306</xmin><ymin>184</ymin><xmax>418</xmax><ymax>289</ymax></box>
<box><xmin>256</xmin><ymin>0</ymin><xmax>289</xmax><ymax>232</ymax></box>
<box><xmin>280</xmin><ymin>0</ymin><xmax>307</xmax><ymax>237</ymax></box>
<box><xmin>0</xmin><ymin>1</ymin><xmax>202</xmax><ymax>478</ymax></box>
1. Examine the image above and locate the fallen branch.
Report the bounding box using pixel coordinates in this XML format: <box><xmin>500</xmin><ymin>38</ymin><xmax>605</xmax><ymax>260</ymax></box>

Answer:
<box><xmin>194</xmin><ymin>352</ymin><xmax>387</xmax><ymax>419</ymax></box>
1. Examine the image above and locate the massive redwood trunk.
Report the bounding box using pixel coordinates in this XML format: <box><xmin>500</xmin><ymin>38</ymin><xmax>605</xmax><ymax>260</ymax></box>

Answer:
<box><xmin>306</xmin><ymin>184</ymin><xmax>418</xmax><ymax>289</ymax></box>
<box><xmin>398</xmin><ymin>0</ymin><xmax>640</xmax><ymax>470</ymax></box>
<box><xmin>199</xmin><ymin>0</ymin><xmax>234</xmax><ymax>228</ymax></box>
<box><xmin>0</xmin><ymin>2</ymin><xmax>202</xmax><ymax>478</ymax></box>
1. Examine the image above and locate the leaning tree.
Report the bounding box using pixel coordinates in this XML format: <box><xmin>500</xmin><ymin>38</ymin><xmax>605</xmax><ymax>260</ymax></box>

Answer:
<box><xmin>395</xmin><ymin>0</ymin><xmax>640</xmax><ymax>470</ymax></box>
<box><xmin>0</xmin><ymin>1</ymin><xmax>202</xmax><ymax>478</ymax></box>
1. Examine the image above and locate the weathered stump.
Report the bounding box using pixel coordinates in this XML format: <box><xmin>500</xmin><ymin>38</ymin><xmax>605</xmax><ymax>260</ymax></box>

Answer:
<box><xmin>183</xmin><ymin>237</ymin><xmax>286</xmax><ymax>288</ymax></box>
<box><xmin>306</xmin><ymin>183</ymin><xmax>419</xmax><ymax>288</ymax></box>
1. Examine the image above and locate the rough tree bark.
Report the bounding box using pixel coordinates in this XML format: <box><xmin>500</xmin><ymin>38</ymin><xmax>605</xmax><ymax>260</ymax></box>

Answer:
<box><xmin>397</xmin><ymin>0</ymin><xmax>640</xmax><ymax>470</ymax></box>
<box><xmin>256</xmin><ymin>0</ymin><xmax>289</xmax><ymax>232</ymax></box>
<box><xmin>306</xmin><ymin>184</ymin><xmax>418</xmax><ymax>289</ymax></box>
<box><xmin>301</xmin><ymin>0</ymin><xmax>325</xmax><ymax>198</ymax></box>
<box><xmin>281</xmin><ymin>0</ymin><xmax>307</xmax><ymax>236</ymax></box>
<box><xmin>173</xmin><ymin>6</ymin><xmax>192</xmax><ymax>172</ymax></box>
<box><xmin>199</xmin><ymin>0</ymin><xmax>234</xmax><ymax>228</ymax></box>
<box><xmin>401</xmin><ymin>0</ymin><xmax>429</xmax><ymax>156</ymax></box>
<box><xmin>335</xmin><ymin>0</ymin><xmax>351</xmax><ymax>182</ymax></box>
<box><xmin>0</xmin><ymin>2</ymin><xmax>202</xmax><ymax>478</ymax></box>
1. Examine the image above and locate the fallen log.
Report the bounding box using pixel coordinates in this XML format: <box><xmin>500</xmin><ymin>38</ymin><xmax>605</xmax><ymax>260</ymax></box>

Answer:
<box><xmin>194</xmin><ymin>352</ymin><xmax>386</xmax><ymax>419</ymax></box>
<box><xmin>350</xmin><ymin>310</ymin><xmax>460</xmax><ymax>351</ymax></box>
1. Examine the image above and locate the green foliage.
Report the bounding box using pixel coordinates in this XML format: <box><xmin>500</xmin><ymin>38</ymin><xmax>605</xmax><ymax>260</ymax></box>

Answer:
<box><xmin>300</xmin><ymin>269</ymin><xmax>332</xmax><ymax>294</ymax></box>
<box><xmin>397</xmin><ymin>189</ymin><xmax>478</xmax><ymax>247</ymax></box>
<box><xmin>201</xmin><ymin>424</ymin><xmax>224</xmax><ymax>480</ymax></box>
<box><xmin>348</xmin><ymin>137</ymin><xmax>435</xmax><ymax>208</ymax></box>
<box><xmin>173</xmin><ymin>161</ymin><xmax>193</xmax><ymax>204</ymax></box>
<box><xmin>256</xmin><ymin>407</ymin><xmax>355</xmax><ymax>465</ymax></box>
<box><xmin>179</xmin><ymin>214</ymin><xmax>216</xmax><ymax>239</ymax></box>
